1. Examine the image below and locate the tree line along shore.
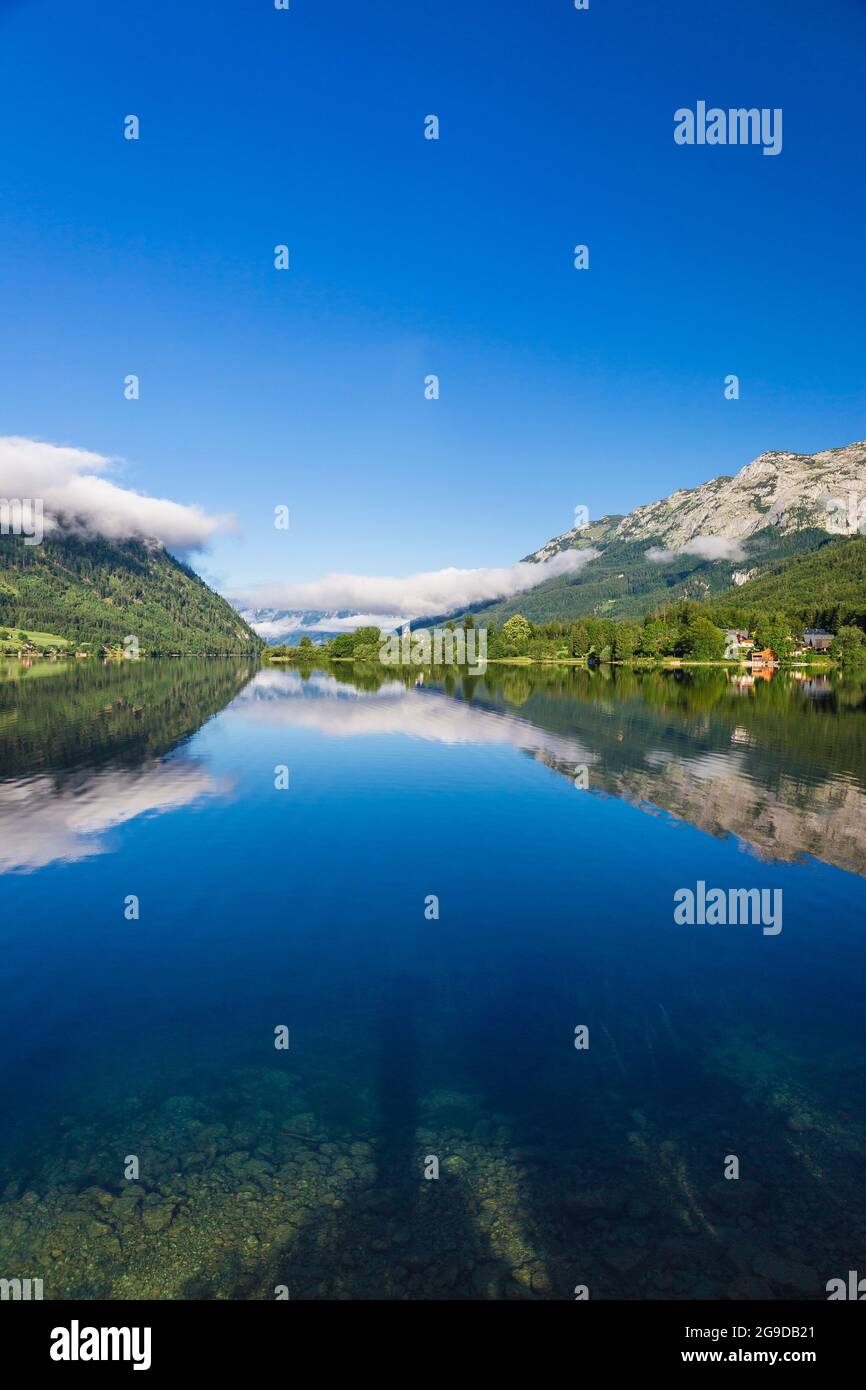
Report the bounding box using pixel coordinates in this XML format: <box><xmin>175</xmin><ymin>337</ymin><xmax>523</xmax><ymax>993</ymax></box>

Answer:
<box><xmin>266</xmin><ymin>603</ymin><xmax>866</xmax><ymax>672</ymax></box>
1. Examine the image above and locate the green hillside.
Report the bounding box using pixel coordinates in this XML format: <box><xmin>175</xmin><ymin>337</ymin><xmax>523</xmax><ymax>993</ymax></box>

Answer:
<box><xmin>462</xmin><ymin>527</ymin><xmax>830</xmax><ymax>627</ymax></box>
<box><xmin>0</xmin><ymin>625</ymin><xmax>70</xmax><ymax>652</ymax></box>
<box><xmin>0</xmin><ymin>534</ymin><xmax>262</xmax><ymax>654</ymax></box>
<box><xmin>703</xmin><ymin>534</ymin><xmax>866</xmax><ymax>632</ymax></box>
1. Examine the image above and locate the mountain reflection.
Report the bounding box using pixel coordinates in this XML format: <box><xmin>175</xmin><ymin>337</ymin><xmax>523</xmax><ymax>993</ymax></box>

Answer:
<box><xmin>2</xmin><ymin>658</ymin><xmax>864</xmax><ymax>877</ymax></box>
<box><xmin>0</xmin><ymin>659</ymin><xmax>253</xmax><ymax>871</ymax></box>
<box><xmin>235</xmin><ymin>663</ymin><xmax>866</xmax><ymax>876</ymax></box>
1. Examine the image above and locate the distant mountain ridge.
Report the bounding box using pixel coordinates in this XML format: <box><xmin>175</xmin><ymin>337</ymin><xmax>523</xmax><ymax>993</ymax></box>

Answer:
<box><xmin>529</xmin><ymin>440</ymin><xmax>866</xmax><ymax>561</ymax></box>
<box><xmin>236</xmin><ymin>608</ymin><xmax>361</xmax><ymax>645</ymax></box>
<box><xmin>468</xmin><ymin>440</ymin><xmax>866</xmax><ymax>627</ymax></box>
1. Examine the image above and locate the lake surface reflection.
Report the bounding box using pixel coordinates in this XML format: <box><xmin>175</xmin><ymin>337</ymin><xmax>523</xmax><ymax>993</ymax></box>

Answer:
<box><xmin>1</xmin><ymin>659</ymin><xmax>864</xmax><ymax>1299</ymax></box>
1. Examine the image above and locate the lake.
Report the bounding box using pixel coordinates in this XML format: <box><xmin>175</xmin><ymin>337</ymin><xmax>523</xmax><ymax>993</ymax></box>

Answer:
<box><xmin>1</xmin><ymin>657</ymin><xmax>864</xmax><ymax>1300</ymax></box>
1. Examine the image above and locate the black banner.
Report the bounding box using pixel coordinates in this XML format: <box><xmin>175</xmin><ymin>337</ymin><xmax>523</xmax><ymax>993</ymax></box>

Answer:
<box><xmin>4</xmin><ymin>1298</ymin><xmax>862</xmax><ymax>1375</ymax></box>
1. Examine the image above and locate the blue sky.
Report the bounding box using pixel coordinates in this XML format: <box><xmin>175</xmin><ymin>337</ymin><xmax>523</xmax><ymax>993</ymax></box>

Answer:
<box><xmin>1</xmin><ymin>0</ymin><xmax>865</xmax><ymax>606</ymax></box>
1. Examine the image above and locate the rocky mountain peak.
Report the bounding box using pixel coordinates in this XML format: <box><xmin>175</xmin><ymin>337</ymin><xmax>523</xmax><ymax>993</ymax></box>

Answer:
<box><xmin>530</xmin><ymin>441</ymin><xmax>866</xmax><ymax>562</ymax></box>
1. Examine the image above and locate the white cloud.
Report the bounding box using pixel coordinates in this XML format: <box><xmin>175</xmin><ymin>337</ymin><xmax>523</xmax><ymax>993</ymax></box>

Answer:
<box><xmin>235</xmin><ymin>549</ymin><xmax>600</xmax><ymax>624</ymax></box>
<box><xmin>242</xmin><ymin>612</ymin><xmax>409</xmax><ymax>641</ymax></box>
<box><xmin>646</xmin><ymin>536</ymin><xmax>745</xmax><ymax>564</ymax></box>
<box><xmin>0</xmin><ymin>437</ymin><xmax>232</xmax><ymax>550</ymax></box>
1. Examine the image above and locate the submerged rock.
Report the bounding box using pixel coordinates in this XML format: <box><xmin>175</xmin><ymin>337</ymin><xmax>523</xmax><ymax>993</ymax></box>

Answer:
<box><xmin>751</xmin><ymin>1251</ymin><xmax>819</xmax><ymax>1294</ymax></box>
<box><xmin>604</xmin><ymin>1247</ymin><xmax>646</xmax><ymax>1274</ymax></box>
<box><xmin>563</xmin><ymin>1187</ymin><xmax>628</xmax><ymax>1220</ymax></box>
<box><xmin>141</xmin><ymin>1200</ymin><xmax>177</xmax><ymax>1234</ymax></box>
<box><xmin>707</xmin><ymin>1179</ymin><xmax>767</xmax><ymax>1215</ymax></box>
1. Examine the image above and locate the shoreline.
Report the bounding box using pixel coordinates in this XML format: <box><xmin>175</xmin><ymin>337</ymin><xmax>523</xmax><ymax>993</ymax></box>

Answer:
<box><xmin>265</xmin><ymin>653</ymin><xmax>837</xmax><ymax>672</ymax></box>
<box><xmin>2</xmin><ymin>651</ymin><xmax>837</xmax><ymax>672</ymax></box>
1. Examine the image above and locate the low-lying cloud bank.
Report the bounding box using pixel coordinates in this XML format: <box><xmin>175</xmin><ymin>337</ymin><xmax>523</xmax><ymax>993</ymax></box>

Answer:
<box><xmin>248</xmin><ymin>612</ymin><xmax>410</xmax><ymax>641</ymax></box>
<box><xmin>235</xmin><ymin>548</ymin><xmax>600</xmax><ymax>626</ymax></box>
<box><xmin>645</xmin><ymin>535</ymin><xmax>745</xmax><ymax>564</ymax></box>
<box><xmin>0</xmin><ymin>437</ymin><xmax>231</xmax><ymax>550</ymax></box>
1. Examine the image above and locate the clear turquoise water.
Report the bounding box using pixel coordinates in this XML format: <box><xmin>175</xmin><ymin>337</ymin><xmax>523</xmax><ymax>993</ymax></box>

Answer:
<box><xmin>1</xmin><ymin>659</ymin><xmax>864</xmax><ymax>1299</ymax></box>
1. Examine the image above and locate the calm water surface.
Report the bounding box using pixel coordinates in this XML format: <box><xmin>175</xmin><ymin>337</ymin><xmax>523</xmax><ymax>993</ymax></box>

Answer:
<box><xmin>1</xmin><ymin>658</ymin><xmax>864</xmax><ymax>1299</ymax></box>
